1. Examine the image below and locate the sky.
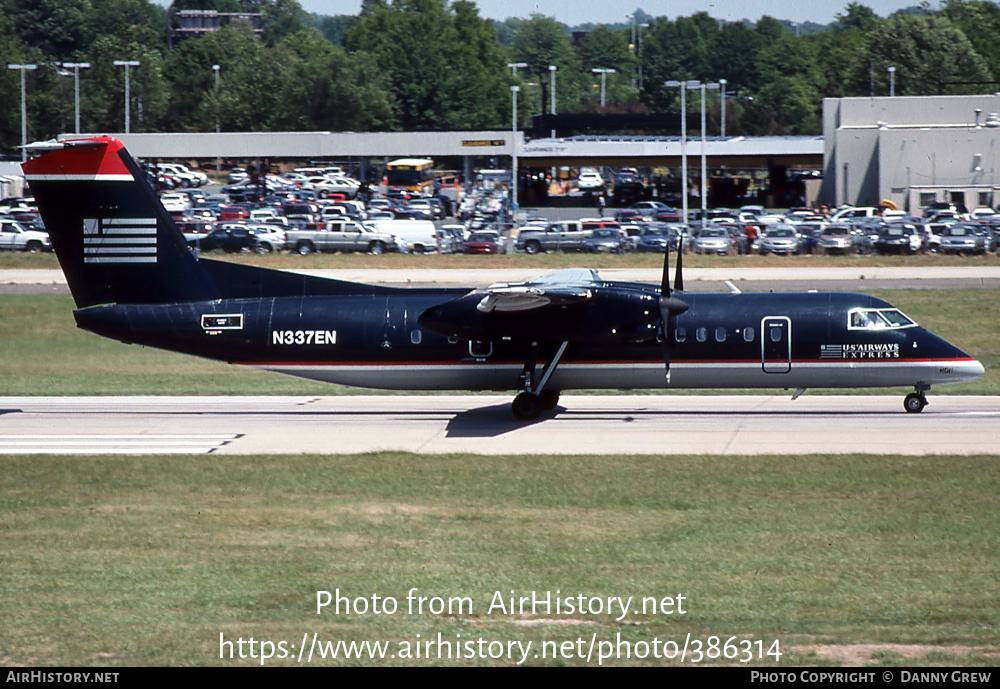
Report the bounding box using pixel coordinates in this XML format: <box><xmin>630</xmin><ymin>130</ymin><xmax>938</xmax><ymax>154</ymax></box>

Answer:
<box><xmin>290</xmin><ymin>0</ymin><xmax>938</xmax><ymax>25</ymax></box>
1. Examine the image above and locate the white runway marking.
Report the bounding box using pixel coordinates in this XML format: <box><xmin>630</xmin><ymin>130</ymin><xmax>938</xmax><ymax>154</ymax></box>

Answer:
<box><xmin>0</xmin><ymin>434</ymin><xmax>239</xmax><ymax>455</ymax></box>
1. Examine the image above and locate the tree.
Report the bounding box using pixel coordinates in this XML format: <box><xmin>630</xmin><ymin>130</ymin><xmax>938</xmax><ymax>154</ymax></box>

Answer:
<box><xmin>845</xmin><ymin>13</ymin><xmax>992</xmax><ymax>95</ymax></box>
<box><xmin>271</xmin><ymin>29</ymin><xmax>397</xmax><ymax>131</ymax></box>
<box><xmin>835</xmin><ymin>2</ymin><xmax>878</xmax><ymax>32</ymax></box>
<box><xmin>939</xmin><ymin>0</ymin><xmax>1000</xmax><ymax>85</ymax></box>
<box><xmin>575</xmin><ymin>25</ymin><xmax>636</xmax><ymax>107</ymax></box>
<box><xmin>5</xmin><ymin>0</ymin><xmax>97</xmax><ymax>58</ymax></box>
<box><xmin>83</xmin><ymin>34</ymin><xmax>169</xmax><ymax>132</ymax></box>
<box><xmin>346</xmin><ymin>0</ymin><xmax>511</xmax><ymax>129</ymax></box>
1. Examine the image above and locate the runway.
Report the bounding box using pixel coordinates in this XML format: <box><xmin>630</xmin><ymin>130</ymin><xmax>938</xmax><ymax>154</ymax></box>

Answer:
<box><xmin>1</xmin><ymin>395</ymin><xmax>998</xmax><ymax>456</ymax></box>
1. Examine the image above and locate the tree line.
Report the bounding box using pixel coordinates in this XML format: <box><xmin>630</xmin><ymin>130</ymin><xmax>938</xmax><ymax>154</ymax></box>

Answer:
<box><xmin>3</xmin><ymin>0</ymin><xmax>1000</xmax><ymax>155</ymax></box>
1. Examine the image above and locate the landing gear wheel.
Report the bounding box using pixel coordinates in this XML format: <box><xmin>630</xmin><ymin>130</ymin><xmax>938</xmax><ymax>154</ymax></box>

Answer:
<box><xmin>539</xmin><ymin>390</ymin><xmax>561</xmax><ymax>410</ymax></box>
<box><xmin>904</xmin><ymin>392</ymin><xmax>927</xmax><ymax>413</ymax></box>
<box><xmin>512</xmin><ymin>392</ymin><xmax>542</xmax><ymax>421</ymax></box>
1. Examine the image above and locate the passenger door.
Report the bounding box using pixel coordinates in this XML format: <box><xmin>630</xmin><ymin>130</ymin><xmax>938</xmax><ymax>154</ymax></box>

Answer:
<box><xmin>761</xmin><ymin>316</ymin><xmax>791</xmax><ymax>373</ymax></box>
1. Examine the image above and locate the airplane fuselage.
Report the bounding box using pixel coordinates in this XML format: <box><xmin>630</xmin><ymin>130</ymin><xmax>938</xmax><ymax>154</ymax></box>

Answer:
<box><xmin>73</xmin><ymin>282</ymin><xmax>982</xmax><ymax>393</ymax></box>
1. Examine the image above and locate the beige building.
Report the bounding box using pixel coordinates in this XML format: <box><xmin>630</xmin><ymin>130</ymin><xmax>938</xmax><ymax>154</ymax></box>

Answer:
<box><xmin>822</xmin><ymin>94</ymin><xmax>1000</xmax><ymax>213</ymax></box>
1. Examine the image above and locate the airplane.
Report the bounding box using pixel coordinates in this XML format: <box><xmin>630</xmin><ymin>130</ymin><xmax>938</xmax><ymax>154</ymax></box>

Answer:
<box><xmin>21</xmin><ymin>136</ymin><xmax>984</xmax><ymax>419</ymax></box>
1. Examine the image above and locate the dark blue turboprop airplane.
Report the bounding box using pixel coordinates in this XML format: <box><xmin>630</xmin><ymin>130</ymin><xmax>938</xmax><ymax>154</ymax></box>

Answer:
<box><xmin>22</xmin><ymin>137</ymin><xmax>984</xmax><ymax>419</ymax></box>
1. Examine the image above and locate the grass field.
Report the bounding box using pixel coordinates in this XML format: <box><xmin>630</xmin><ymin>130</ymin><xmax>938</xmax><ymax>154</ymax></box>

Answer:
<box><xmin>1</xmin><ymin>288</ymin><xmax>997</xmax><ymax>396</ymax></box>
<box><xmin>1</xmin><ymin>274</ymin><xmax>998</xmax><ymax>667</ymax></box>
<box><xmin>1</xmin><ymin>453</ymin><xmax>997</xmax><ymax>666</ymax></box>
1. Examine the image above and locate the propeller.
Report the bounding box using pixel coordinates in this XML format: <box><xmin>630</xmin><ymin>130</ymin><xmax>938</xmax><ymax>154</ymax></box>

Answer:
<box><xmin>659</xmin><ymin>233</ymin><xmax>689</xmax><ymax>382</ymax></box>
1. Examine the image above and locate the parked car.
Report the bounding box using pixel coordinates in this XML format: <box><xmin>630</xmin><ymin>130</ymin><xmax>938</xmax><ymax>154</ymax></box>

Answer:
<box><xmin>577</xmin><ymin>169</ymin><xmax>605</xmax><ymax>191</ymax></box>
<box><xmin>195</xmin><ymin>225</ymin><xmax>284</xmax><ymax>254</ymax></box>
<box><xmin>585</xmin><ymin>228</ymin><xmax>628</xmax><ymax>253</ymax></box>
<box><xmin>816</xmin><ymin>224</ymin><xmax>856</xmax><ymax>254</ymax></box>
<box><xmin>759</xmin><ymin>225</ymin><xmax>802</xmax><ymax>255</ymax></box>
<box><xmin>436</xmin><ymin>224</ymin><xmax>466</xmax><ymax>254</ymax></box>
<box><xmin>463</xmin><ymin>230</ymin><xmax>500</xmax><ymax>254</ymax></box>
<box><xmin>691</xmin><ymin>226</ymin><xmax>733</xmax><ymax>255</ymax></box>
<box><xmin>634</xmin><ymin>225</ymin><xmax>674</xmax><ymax>253</ymax></box>
<box><xmin>873</xmin><ymin>223</ymin><xmax>922</xmax><ymax>254</ymax></box>
<box><xmin>937</xmin><ymin>224</ymin><xmax>987</xmax><ymax>254</ymax></box>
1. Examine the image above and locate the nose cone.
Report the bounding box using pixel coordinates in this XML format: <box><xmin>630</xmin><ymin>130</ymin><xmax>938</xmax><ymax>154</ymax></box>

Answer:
<box><xmin>934</xmin><ymin>339</ymin><xmax>985</xmax><ymax>385</ymax></box>
<box><xmin>962</xmin><ymin>357</ymin><xmax>986</xmax><ymax>382</ymax></box>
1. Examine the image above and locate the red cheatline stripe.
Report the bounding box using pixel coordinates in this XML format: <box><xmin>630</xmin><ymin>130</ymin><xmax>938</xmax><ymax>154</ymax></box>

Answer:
<box><xmin>22</xmin><ymin>137</ymin><xmax>130</xmax><ymax>178</ymax></box>
<box><xmin>232</xmin><ymin>357</ymin><xmax>977</xmax><ymax>367</ymax></box>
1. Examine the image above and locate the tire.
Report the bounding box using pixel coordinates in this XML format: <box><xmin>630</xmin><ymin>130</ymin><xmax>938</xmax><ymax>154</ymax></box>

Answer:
<box><xmin>369</xmin><ymin>241</ymin><xmax>385</xmax><ymax>255</ymax></box>
<box><xmin>512</xmin><ymin>392</ymin><xmax>542</xmax><ymax>421</ymax></box>
<box><xmin>539</xmin><ymin>390</ymin><xmax>561</xmax><ymax>410</ymax></box>
<box><xmin>904</xmin><ymin>392</ymin><xmax>927</xmax><ymax>413</ymax></box>
<box><xmin>256</xmin><ymin>242</ymin><xmax>273</xmax><ymax>254</ymax></box>
<box><xmin>525</xmin><ymin>240</ymin><xmax>542</xmax><ymax>255</ymax></box>
<box><xmin>296</xmin><ymin>241</ymin><xmax>315</xmax><ymax>255</ymax></box>
<box><xmin>25</xmin><ymin>241</ymin><xmax>42</xmax><ymax>253</ymax></box>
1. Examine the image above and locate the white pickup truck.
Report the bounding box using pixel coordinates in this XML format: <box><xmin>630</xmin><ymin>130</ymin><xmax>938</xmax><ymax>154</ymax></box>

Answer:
<box><xmin>0</xmin><ymin>218</ymin><xmax>51</xmax><ymax>252</ymax></box>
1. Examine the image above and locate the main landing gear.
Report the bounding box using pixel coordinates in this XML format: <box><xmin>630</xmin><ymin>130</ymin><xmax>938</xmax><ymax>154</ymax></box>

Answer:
<box><xmin>511</xmin><ymin>341</ymin><xmax>568</xmax><ymax>420</ymax></box>
<box><xmin>904</xmin><ymin>386</ymin><xmax>930</xmax><ymax>413</ymax></box>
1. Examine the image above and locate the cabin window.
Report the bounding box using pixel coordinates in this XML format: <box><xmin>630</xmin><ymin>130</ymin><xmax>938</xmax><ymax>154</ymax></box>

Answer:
<box><xmin>410</xmin><ymin>329</ymin><xmax>422</xmax><ymax>345</ymax></box>
<box><xmin>715</xmin><ymin>327</ymin><xmax>726</xmax><ymax>342</ymax></box>
<box><xmin>696</xmin><ymin>327</ymin><xmax>707</xmax><ymax>342</ymax></box>
<box><xmin>848</xmin><ymin>308</ymin><xmax>916</xmax><ymax>331</ymax></box>
<box><xmin>743</xmin><ymin>327</ymin><xmax>755</xmax><ymax>342</ymax></box>
<box><xmin>675</xmin><ymin>327</ymin><xmax>687</xmax><ymax>343</ymax></box>
<box><xmin>770</xmin><ymin>326</ymin><xmax>783</xmax><ymax>342</ymax></box>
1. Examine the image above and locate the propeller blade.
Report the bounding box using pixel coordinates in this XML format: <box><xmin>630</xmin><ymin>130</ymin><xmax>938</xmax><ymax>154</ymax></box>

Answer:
<box><xmin>660</xmin><ymin>237</ymin><xmax>671</xmax><ymax>298</ymax></box>
<box><xmin>674</xmin><ymin>234</ymin><xmax>685</xmax><ymax>292</ymax></box>
<box><xmin>658</xmin><ymin>234</ymin><xmax>689</xmax><ymax>382</ymax></box>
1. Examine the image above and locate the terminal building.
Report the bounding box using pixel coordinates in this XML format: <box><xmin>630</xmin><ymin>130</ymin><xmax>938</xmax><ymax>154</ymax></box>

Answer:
<box><xmin>4</xmin><ymin>95</ymin><xmax>1000</xmax><ymax>213</ymax></box>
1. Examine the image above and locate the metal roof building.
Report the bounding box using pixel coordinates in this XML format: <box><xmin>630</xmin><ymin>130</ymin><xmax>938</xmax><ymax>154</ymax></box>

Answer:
<box><xmin>822</xmin><ymin>94</ymin><xmax>1000</xmax><ymax>212</ymax></box>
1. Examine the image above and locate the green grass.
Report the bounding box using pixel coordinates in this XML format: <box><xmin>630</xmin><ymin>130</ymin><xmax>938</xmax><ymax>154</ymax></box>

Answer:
<box><xmin>1</xmin><ymin>453</ymin><xmax>997</xmax><ymax>666</ymax></box>
<box><xmin>1</xmin><ymin>289</ymin><xmax>997</xmax><ymax>396</ymax></box>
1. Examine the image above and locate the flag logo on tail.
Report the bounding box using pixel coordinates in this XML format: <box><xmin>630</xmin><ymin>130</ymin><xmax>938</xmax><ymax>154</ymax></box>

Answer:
<box><xmin>83</xmin><ymin>217</ymin><xmax>157</xmax><ymax>263</ymax></box>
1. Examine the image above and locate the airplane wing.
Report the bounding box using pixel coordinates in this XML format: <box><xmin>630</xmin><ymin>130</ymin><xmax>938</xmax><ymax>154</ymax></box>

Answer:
<box><xmin>419</xmin><ymin>268</ymin><xmax>661</xmax><ymax>344</ymax></box>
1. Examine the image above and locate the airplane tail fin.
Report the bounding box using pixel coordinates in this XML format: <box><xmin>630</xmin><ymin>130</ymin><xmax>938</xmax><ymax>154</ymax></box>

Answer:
<box><xmin>22</xmin><ymin>137</ymin><xmax>220</xmax><ymax>308</ymax></box>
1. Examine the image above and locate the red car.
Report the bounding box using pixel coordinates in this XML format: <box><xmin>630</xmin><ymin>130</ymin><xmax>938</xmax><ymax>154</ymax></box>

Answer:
<box><xmin>218</xmin><ymin>205</ymin><xmax>249</xmax><ymax>221</ymax></box>
<box><xmin>462</xmin><ymin>231</ymin><xmax>499</xmax><ymax>254</ymax></box>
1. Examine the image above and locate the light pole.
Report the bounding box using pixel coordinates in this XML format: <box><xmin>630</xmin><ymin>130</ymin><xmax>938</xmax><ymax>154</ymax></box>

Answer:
<box><xmin>212</xmin><ymin>64</ymin><xmax>220</xmax><ymax>133</ymax></box>
<box><xmin>664</xmin><ymin>79</ymin><xmax>701</xmax><ymax>225</ymax></box>
<box><xmin>888</xmin><ymin>66</ymin><xmax>896</xmax><ymax>97</ymax></box>
<box><xmin>113</xmin><ymin>60</ymin><xmax>140</xmax><ymax>133</ymax></box>
<box><xmin>638</xmin><ymin>23</ymin><xmax>648</xmax><ymax>91</ymax></box>
<box><xmin>548</xmin><ymin>65</ymin><xmax>557</xmax><ymax>115</ymax></box>
<box><xmin>592</xmin><ymin>68</ymin><xmax>615</xmax><ymax>108</ymax></box>
<box><xmin>630</xmin><ymin>13</ymin><xmax>637</xmax><ymax>88</ymax></box>
<box><xmin>507</xmin><ymin>62</ymin><xmax>527</xmax><ymax>77</ymax></box>
<box><xmin>60</xmin><ymin>62</ymin><xmax>90</xmax><ymax>134</ymax></box>
<box><xmin>719</xmin><ymin>78</ymin><xmax>727</xmax><ymax>137</ymax></box>
<box><xmin>700</xmin><ymin>82</ymin><xmax>720</xmax><ymax>229</ymax></box>
<box><xmin>7</xmin><ymin>64</ymin><xmax>37</xmax><ymax>161</ymax></box>
<box><xmin>511</xmin><ymin>84</ymin><xmax>520</xmax><ymax>219</ymax></box>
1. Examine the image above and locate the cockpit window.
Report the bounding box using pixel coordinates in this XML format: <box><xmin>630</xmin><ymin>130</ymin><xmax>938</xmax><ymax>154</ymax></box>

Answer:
<box><xmin>848</xmin><ymin>308</ymin><xmax>916</xmax><ymax>330</ymax></box>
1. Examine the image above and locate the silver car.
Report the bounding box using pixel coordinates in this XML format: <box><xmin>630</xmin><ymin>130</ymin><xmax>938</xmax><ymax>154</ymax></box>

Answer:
<box><xmin>691</xmin><ymin>227</ymin><xmax>732</xmax><ymax>255</ymax></box>
<box><xmin>759</xmin><ymin>225</ymin><xmax>802</xmax><ymax>255</ymax></box>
